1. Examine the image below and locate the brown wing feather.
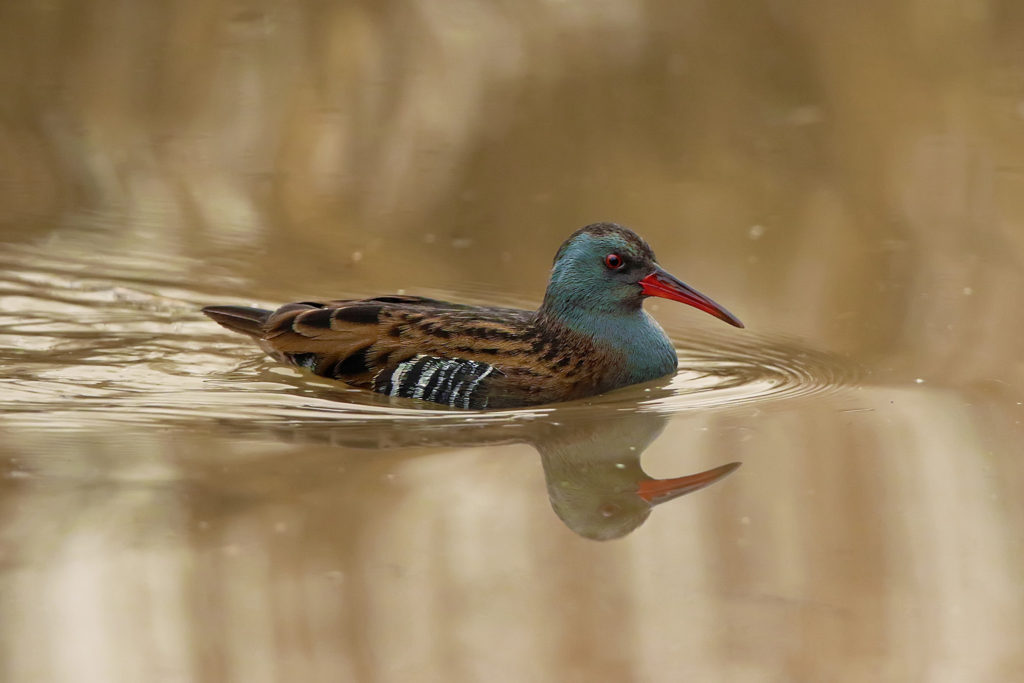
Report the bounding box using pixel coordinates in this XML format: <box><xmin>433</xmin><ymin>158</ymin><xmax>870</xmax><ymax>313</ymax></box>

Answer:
<box><xmin>214</xmin><ymin>296</ymin><xmax>614</xmax><ymax>407</ymax></box>
<box><xmin>259</xmin><ymin>299</ymin><xmax>525</xmax><ymax>375</ymax></box>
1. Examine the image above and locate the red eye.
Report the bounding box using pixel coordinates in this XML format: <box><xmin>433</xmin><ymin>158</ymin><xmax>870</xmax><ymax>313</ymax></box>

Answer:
<box><xmin>604</xmin><ymin>253</ymin><xmax>624</xmax><ymax>270</ymax></box>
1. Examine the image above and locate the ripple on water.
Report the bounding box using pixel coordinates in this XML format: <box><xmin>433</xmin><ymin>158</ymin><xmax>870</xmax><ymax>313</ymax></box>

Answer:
<box><xmin>651</xmin><ymin>328</ymin><xmax>858</xmax><ymax>412</ymax></box>
<box><xmin>0</xmin><ymin>249</ymin><xmax>858</xmax><ymax>432</ymax></box>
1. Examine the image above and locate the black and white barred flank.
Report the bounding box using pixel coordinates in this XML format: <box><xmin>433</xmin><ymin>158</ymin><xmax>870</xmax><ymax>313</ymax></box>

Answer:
<box><xmin>374</xmin><ymin>355</ymin><xmax>497</xmax><ymax>409</ymax></box>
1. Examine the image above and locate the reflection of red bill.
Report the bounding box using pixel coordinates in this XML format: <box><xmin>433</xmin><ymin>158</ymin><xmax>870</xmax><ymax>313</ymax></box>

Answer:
<box><xmin>637</xmin><ymin>462</ymin><xmax>742</xmax><ymax>504</ymax></box>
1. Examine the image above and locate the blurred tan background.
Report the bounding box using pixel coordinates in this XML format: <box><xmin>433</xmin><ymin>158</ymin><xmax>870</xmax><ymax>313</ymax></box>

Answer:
<box><xmin>1</xmin><ymin>1</ymin><xmax>1023</xmax><ymax>682</ymax></box>
<box><xmin>3</xmin><ymin>1</ymin><xmax>1021</xmax><ymax>363</ymax></box>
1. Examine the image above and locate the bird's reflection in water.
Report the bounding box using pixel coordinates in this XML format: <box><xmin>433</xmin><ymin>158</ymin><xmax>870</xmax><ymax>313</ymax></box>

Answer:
<box><xmin>529</xmin><ymin>412</ymin><xmax>739</xmax><ymax>540</ymax></box>
<box><xmin>236</xmin><ymin>402</ymin><xmax>740</xmax><ymax>541</ymax></box>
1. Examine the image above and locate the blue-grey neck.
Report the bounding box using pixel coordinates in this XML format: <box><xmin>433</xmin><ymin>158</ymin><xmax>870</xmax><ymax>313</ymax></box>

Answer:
<box><xmin>538</xmin><ymin>231</ymin><xmax>678</xmax><ymax>389</ymax></box>
<box><xmin>540</xmin><ymin>283</ymin><xmax>678</xmax><ymax>388</ymax></box>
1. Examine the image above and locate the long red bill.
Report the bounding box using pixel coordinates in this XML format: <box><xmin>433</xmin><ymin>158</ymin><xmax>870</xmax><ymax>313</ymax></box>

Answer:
<box><xmin>636</xmin><ymin>462</ymin><xmax>741</xmax><ymax>504</ymax></box>
<box><xmin>638</xmin><ymin>266</ymin><xmax>744</xmax><ymax>328</ymax></box>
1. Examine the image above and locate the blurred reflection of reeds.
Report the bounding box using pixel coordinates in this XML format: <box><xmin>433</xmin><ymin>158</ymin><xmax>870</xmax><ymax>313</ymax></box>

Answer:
<box><xmin>1</xmin><ymin>390</ymin><xmax>1021</xmax><ymax>682</ymax></box>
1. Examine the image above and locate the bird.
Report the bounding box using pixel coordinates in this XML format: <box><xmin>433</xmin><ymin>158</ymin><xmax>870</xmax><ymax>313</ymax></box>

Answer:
<box><xmin>202</xmin><ymin>222</ymin><xmax>743</xmax><ymax>409</ymax></box>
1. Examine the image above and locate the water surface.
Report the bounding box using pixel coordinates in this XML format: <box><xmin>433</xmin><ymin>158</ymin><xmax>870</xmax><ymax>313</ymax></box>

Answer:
<box><xmin>1</xmin><ymin>3</ymin><xmax>1023</xmax><ymax>682</ymax></box>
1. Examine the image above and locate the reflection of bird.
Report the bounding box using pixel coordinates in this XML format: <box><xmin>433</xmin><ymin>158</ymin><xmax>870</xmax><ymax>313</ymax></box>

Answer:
<box><xmin>204</xmin><ymin>408</ymin><xmax>740</xmax><ymax>542</ymax></box>
<box><xmin>203</xmin><ymin>223</ymin><xmax>742</xmax><ymax>409</ymax></box>
<box><xmin>532</xmin><ymin>413</ymin><xmax>739</xmax><ymax>541</ymax></box>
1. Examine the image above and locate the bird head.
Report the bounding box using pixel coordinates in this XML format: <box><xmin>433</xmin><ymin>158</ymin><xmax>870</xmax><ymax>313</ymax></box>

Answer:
<box><xmin>542</xmin><ymin>222</ymin><xmax>744</xmax><ymax>327</ymax></box>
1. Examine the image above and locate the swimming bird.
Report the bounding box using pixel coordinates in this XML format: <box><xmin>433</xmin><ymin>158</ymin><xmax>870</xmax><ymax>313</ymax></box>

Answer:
<box><xmin>202</xmin><ymin>222</ymin><xmax>743</xmax><ymax>409</ymax></box>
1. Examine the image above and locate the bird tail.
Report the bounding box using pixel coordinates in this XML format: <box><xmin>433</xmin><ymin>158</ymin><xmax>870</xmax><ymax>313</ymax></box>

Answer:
<box><xmin>202</xmin><ymin>305</ymin><xmax>272</xmax><ymax>339</ymax></box>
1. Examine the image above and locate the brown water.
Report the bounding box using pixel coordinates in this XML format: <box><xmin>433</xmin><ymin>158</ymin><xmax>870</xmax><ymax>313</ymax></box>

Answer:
<box><xmin>2</xmin><ymin>2</ymin><xmax>1023</xmax><ymax>682</ymax></box>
